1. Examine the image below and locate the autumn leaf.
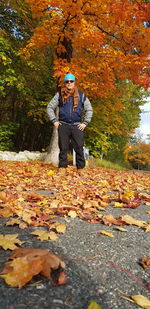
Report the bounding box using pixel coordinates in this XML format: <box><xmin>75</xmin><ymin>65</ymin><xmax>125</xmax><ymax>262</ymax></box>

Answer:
<box><xmin>53</xmin><ymin>222</ymin><xmax>67</xmax><ymax>234</ymax></box>
<box><xmin>31</xmin><ymin>229</ymin><xmax>58</xmax><ymax>241</ymax></box>
<box><xmin>0</xmin><ymin>248</ymin><xmax>66</xmax><ymax>288</ymax></box>
<box><xmin>6</xmin><ymin>219</ymin><xmax>27</xmax><ymax>229</ymax></box>
<box><xmin>98</xmin><ymin>230</ymin><xmax>114</xmax><ymax>237</ymax></box>
<box><xmin>114</xmin><ymin>202</ymin><xmax>124</xmax><ymax>208</ymax></box>
<box><xmin>144</xmin><ymin>224</ymin><xmax>150</xmax><ymax>232</ymax></box>
<box><xmin>131</xmin><ymin>295</ymin><xmax>150</xmax><ymax>309</ymax></box>
<box><xmin>47</xmin><ymin>170</ymin><xmax>54</xmax><ymax>176</ymax></box>
<box><xmin>68</xmin><ymin>210</ymin><xmax>77</xmax><ymax>218</ymax></box>
<box><xmin>0</xmin><ymin>234</ymin><xmax>24</xmax><ymax>250</ymax></box>
<box><xmin>102</xmin><ymin>214</ymin><xmax>124</xmax><ymax>226</ymax></box>
<box><xmin>141</xmin><ymin>257</ymin><xmax>150</xmax><ymax>269</ymax></box>
<box><xmin>87</xmin><ymin>300</ymin><xmax>102</xmax><ymax>309</ymax></box>
<box><xmin>115</xmin><ymin>227</ymin><xmax>128</xmax><ymax>232</ymax></box>
<box><xmin>120</xmin><ymin>215</ymin><xmax>146</xmax><ymax>227</ymax></box>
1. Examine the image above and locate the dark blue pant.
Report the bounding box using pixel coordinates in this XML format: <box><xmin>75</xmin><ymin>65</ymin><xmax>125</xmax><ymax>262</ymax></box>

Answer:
<box><xmin>58</xmin><ymin>124</ymin><xmax>85</xmax><ymax>169</ymax></box>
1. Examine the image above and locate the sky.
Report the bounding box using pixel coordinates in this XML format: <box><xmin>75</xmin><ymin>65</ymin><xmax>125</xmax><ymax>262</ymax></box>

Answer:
<box><xmin>138</xmin><ymin>99</ymin><xmax>150</xmax><ymax>142</ymax></box>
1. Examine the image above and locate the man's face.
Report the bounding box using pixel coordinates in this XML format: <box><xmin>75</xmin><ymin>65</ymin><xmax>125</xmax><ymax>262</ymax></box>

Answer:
<box><xmin>65</xmin><ymin>80</ymin><xmax>75</xmax><ymax>90</ymax></box>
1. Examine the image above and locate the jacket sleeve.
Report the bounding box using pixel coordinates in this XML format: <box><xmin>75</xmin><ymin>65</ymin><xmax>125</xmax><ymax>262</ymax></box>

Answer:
<box><xmin>83</xmin><ymin>96</ymin><xmax>93</xmax><ymax>125</ymax></box>
<box><xmin>46</xmin><ymin>92</ymin><xmax>59</xmax><ymax>123</ymax></box>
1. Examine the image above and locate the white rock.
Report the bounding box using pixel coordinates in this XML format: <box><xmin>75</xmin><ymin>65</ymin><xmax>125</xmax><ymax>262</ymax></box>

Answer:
<box><xmin>0</xmin><ymin>151</ymin><xmax>47</xmax><ymax>161</ymax></box>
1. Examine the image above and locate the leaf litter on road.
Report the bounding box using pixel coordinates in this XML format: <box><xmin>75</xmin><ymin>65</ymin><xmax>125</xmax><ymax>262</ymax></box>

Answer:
<box><xmin>0</xmin><ymin>161</ymin><xmax>150</xmax><ymax>294</ymax></box>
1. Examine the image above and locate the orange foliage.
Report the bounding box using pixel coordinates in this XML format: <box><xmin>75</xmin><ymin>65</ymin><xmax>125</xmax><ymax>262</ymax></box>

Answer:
<box><xmin>124</xmin><ymin>142</ymin><xmax>150</xmax><ymax>167</ymax></box>
<box><xmin>22</xmin><ymin>0</ymin><xmax>150</xmax><ymax>96</ymax></box>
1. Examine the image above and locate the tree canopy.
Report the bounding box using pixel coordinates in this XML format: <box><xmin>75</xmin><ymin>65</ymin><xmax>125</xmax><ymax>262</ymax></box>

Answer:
<box><xmin>23</xmin><ymin>0</ymin><xmax>150</xmax><ymax>96</ymax></box>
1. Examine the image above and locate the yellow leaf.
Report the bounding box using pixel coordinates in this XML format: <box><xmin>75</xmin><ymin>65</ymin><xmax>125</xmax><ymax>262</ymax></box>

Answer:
<box><xmin>47</xmin><ymin>170</ymin><xmax>54</xmax><ymax>175</ymax></box>
<box><xmin>68</xmin><ymin>210</ymin><xmax>77</xmax><ymax>218</ymax></box>
<box><xmin>17</xmin><ymin>197</ymin><xmax>25</xmax><ymax>202</ymax></box>
<box><xmin>144</xmin><ymin>224</ymin><xmax>150</xmax><ymax>232</ymax></box>
<box><xmin>55</xmin><ymin>223</ymin><xmax>67</xmax><ymax>234</ymax></box>
<box><xmin>0</xmin><ymin>234</ymin><xmax>24</xmax><ymax>250</ymax></box>
<box><xmin>87</xmin><ymin>300</ymin><xmax>102</xmax><ymax>309</ymax></box>
<box><xmin>6</xmin><ymin>219</ymin><xmax>27</xmax><ymax>229</ymax></box>
<box><xmin>131</xmin><ymin>295</ymin><xmax>150</xmax><ymax>309</ymax></box>
<box><xmin>31</xmin><ymin>230</ymin><xmax>58</xmax><ymax>241</ymax></box>
<box><xmin>114</xmin><ymin>202</ymin><xmax>124</xmax><ymax>208</ymax></box>
<box><xmin>115</xmin><ymin>227</ymin><xmax>128</xmax><ymax>232</ymax></box>
<box><xmin>121</xmin><ymin>215</ymin><xmax>146</xmax><ymax>227</ymax></box>
<box><xmin>146</xmin><ymin>202</ymin><xmax>150</xmax><ymax>206</ymax></box>
<box><xmin>98</xmin><ymin>230</ymin><xmax>114</xmax><ymax>237</ymax></box>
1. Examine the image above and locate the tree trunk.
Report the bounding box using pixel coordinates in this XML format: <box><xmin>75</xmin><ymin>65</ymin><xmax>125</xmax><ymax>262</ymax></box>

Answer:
<box><xmin>44</xmin><ymin>107</ymin><xmax>59</xmax><ymax>165</ymax></box>
<box><xmin>44</xmin><ymin>126</ymin><xmax>59</xmax><ymax>165</ymax></box>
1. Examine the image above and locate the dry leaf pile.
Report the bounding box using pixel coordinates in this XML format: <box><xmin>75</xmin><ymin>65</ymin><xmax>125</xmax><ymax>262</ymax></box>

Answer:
<box><xmin>0</xmin><ymin>161</ymin><xmax>150</xmax><ymax>291</ymax></box>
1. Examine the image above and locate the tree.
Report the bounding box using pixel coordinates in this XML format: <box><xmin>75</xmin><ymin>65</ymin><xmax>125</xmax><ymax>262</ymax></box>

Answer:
<box><xmin>0</xmin><ymin>0</ymin><xmax>56</xmax><ymax>151</ymax></box>
<box><xmin>124</xmin><ymin>133</ymin><xmax>150</xmax><ymax>170</ymax></box>
<box><xmin>21</xmin><ymin>0</ymin><xmax>150</xmax><ymax>162</ymax></box>
<box><xmin>23</xmin><ymin>0</ymin><xmax>150</xmax><ymax>94</ymax></box>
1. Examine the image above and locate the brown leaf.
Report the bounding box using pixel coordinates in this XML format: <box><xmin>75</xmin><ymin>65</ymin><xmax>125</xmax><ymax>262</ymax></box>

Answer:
<box><xmin>102</xmin><ymin>214</ymin><xmax>124</xmax><ymax>226</ymax></box>
<box><xmin>120</xmin><ymin>215</ymin><xmax>146</xmax><ymax>227</ymax></box>
<box><xmin>141</xmin><ymin>257</ymin><xmax>150</xmax><ymax>269</ymax></box>
<box><xmin>0</xmin><ymin>248</ymin><xmax>66</xmax><ymax>288</ymax></box>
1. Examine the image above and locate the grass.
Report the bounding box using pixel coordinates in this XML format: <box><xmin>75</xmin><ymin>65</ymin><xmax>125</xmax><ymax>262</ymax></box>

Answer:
<box><xmin>67</xmin><ymin>152</ymin><xmax>131</xmax><ymax>171</ymax></box>
<box><xmin>87</xmin><ymin>157</ymin><xmax>130</xmax><ymax>170</ymax></box>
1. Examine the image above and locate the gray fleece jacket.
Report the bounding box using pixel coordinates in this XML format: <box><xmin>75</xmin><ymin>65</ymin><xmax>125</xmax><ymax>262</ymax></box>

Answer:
<box><xmin>47</xmin><ymin>91</ymin><xmax>93</xmax><ymax>125</ymax></box>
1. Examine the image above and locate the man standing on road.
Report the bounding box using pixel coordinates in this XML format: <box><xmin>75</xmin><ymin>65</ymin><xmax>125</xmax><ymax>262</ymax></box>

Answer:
<box><xmin>47</xmin><ymin>73</ymin><xmax>93</xmax><ymax>171</ymax></box>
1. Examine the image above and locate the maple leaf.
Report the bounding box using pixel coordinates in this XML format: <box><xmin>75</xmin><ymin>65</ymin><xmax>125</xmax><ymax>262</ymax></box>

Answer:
<box><xmin>131</xmin><ymin>295</ymin><xmax>150</xmax><ymax>309</ymax></box>
<box><xmin>0</xmin><ymin>234</ymin><xmax>24</xmax><ymax>250</ymax></box>
<box><xmin>50</xmin><ymin>222</ymin><xmax>67</xmax><ymax>234</ymax></box>
<box><xmin>0</xmin><ymin>248</ymin><xmax>66</xmax><ymax>288</ymax></box>
<box><xmin>6</xmin><ymin>219</ymin><xmax>27</xmax><ymax>229</ymax></box>
<box><xmin>31</xmin><ymin>229</ymin><xmax>58</xmax><ymax>241</ymax></box>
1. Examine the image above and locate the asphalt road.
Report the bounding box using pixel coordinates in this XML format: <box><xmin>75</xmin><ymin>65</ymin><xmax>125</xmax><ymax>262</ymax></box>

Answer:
<box><xmin>0</xmin><ymin>191</ymin><xmax>150</xmax><ymax>309</ymax></box>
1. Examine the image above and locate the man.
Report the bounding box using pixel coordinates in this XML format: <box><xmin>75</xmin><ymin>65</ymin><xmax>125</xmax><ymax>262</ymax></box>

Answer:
<box><xmin>47</xmin><ymin>73</ymin><xmax>93</xmax><ymax>170</ymax></box>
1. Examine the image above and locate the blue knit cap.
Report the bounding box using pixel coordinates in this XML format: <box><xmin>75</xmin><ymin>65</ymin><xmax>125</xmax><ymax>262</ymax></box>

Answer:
<box><xmin>64</xmin><ymin>73</ymin><xmax>75</xmax><ymax>81</ymax></box>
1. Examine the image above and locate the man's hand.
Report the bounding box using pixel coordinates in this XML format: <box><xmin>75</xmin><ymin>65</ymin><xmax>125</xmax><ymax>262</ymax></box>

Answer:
<box><xmin>54</xmin><ymin>121</ymin><xmax>61</xmax><ymax>129</ymax></box>
<box><xmin>77</xmin><ymin>123</ymin><xmax>86</xmax><ymax>131</ymax></box>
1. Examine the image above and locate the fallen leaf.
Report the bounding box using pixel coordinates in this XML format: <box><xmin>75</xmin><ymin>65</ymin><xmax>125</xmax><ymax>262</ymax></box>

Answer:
<box><xmin>55</xmin><ymin>223</ymin><xmax>67</xmax><ymax>234</ymax></box>
<box><xmin>114</xmin><ymin>202</ymin><xmax>124</xmax><ymax>208</ymax></box>
<box><xmin>141</xmin><ymin>257</ymin><xmax>150</xmax><ymax>269</ymax></box>
<box><xmin>0</xmin><ymin>248</ymin><xmax>66</xmax><ymax>288</ymax></box>
<box><xmin>131</xmin><ymin>295</ymin><xmax>150</xmax><ymax>309</ymax></box>
<box><xmin>0</xmin><ymin>234</ymin><xmax>24</xmax><ymax>250</ymax></box>
<box><xmin>102</xmin><ymin>214</ymin><xmax>124</xmax><ymax>226</ymax></box>
<box><xmin>31</xmin><ymin>230</ymin><xmax>58</xmax><ymax>241</ymax></box>
<box><xmin>121</xmin><ymin>215</ymin><xmax>146</xmax><ymax>227</ymax></box>
<box><xmin>68</xmin><ymin>210</ymin><xmax>77</xmax><ymax>218</ymax></box>
<box><xmin>47</xmin><ymin>170</ymin><xmax>54</xmax><ymax>175</ymax></box>
<box><xmin>87</xmin><ymin>300</ymin><xmax>102</xmax><ymax>309</ymax></box>
<box><xmin>144</xmin><ymin>224</ymin><xmax>150</xmax><ymax>232</ymax></box>
<box><xmin>98</xmin><ymin>230</ymin><xmax>114</xmax><ymax>237</ymax></box>
<box><xmin>6</xmin><ymin>219</ymin><xmax>27</xmax><ymax>229</ymax></box>
<box><xmin>115</xmin><ymin>227</ymin><xmax>128</xmax><ymax>232</ymax></box>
